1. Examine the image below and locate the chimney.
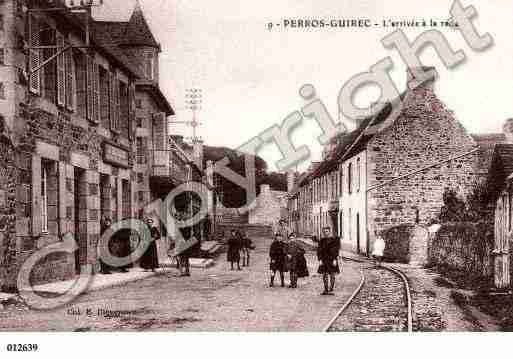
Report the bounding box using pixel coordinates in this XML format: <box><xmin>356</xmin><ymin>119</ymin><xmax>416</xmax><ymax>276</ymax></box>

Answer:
<box><xmin>503</xmin><ymin>118</ymin><xmax>513</xmax><ymax>143</ymax></box>
<box><xmin>192</xmin><ymin>139</ymin><xmax>204</xmax><ymax>170</ymax></box>
<box><xmin>407</xmin><ymin>66</ymin><xmax>437</xmax><ymax>91</ymax></box>
<box><xmin>286</xmin><ymin>171</ymin><xmax>296</xmax><ymax>193</ymax></box>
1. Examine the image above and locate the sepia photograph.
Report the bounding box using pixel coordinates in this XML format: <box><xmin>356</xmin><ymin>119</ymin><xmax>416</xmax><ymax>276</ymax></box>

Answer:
<box><xmin>0</xmin><ymin>0</ymin><xmax>512</xmax><ymax>356</ymax></box>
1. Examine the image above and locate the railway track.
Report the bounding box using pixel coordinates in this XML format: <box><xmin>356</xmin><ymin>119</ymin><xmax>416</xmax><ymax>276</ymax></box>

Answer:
<box><xmin>324</xmin><ymin>257</ymin><xmax>413</xmax><ymax>332</ymax></box>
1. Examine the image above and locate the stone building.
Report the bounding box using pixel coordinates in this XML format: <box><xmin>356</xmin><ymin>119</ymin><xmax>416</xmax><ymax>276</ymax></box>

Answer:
<box><xmin>0</xmin><ymin>0</ymin><xmax>179</xmax><ymax>290</ymax></box>
<box><xmin>93</xmin><ymin>2</ymin><xmax>176</xmax><ymax>261</ymax></box>
<box><xmin>249</xmin><ymin>184</ymin><xmax>287</xmax><ymax>227</ymax></box>
<box><xmin>288</xmin><ymin>67</ymin><xmax>483</xmax><ymax>255</ymax></box>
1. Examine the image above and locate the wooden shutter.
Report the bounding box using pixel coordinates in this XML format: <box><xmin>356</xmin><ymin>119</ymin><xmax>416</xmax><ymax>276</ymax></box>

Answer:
<box><xmin>92</xmin><ymin>63</ymin><xmax>100</xmax><ymax>123</ymax></box>
<box><xmin>86</xmin><ymin>55</ymin><xmax>93</xmax><ymax>122</ymax></box>
<box><xmin>56</xmin><ymin>32</ymin><xmax>65</xmax><ymax>106</ymax></box>
<box><xmin>109</xmin><ymin>71</ymin><xmax>119</xmax><ymax>132</ymax></box>
<box><xmin>29</xmin><ymin>15</ymin><xmax>41</xmax><ymax>94</ymax></box>
<box><xmin>65</xmin><ymin>42</ymin><xmax>75</xmax><ymax>111</ymax></box>
<box><xmin>41</xmin><ymin>27</ymin><xmax>56</xmax><ymax>102</ymax></box>
<box><xmin>74</xmin><ymin>50</ymin><xmax>87</xmax><ymax>118</ymax></box>
<box><xmin>128</xmin><ymin>82</ymin><xmax>135</xmax><ymax>139</ymax></box>
<box><xmin>99</xmin><ymin>67</ymin><xmax>110</xmax><ymax>128</ymax></box>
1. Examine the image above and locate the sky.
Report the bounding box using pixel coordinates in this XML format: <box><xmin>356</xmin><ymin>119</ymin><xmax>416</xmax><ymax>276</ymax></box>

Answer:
<box><xmin>93</xmin><ymin>0</ymin><xmax>513</xmax><ymax>172</ymax></box>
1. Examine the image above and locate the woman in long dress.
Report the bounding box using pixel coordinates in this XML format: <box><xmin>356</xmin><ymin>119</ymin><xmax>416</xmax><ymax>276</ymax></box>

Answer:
<box><xmin>140</xmin><ymin>218</ymin><xmax>160</xmax><ymax>272</ymax></box>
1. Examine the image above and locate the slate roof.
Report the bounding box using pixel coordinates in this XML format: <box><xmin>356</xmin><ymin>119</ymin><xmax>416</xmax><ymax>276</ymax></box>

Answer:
<box><xmin>93</xmin><ymin>2</ymin><xmax>159</xmax><ymax>48</ymax></box>
<box><xmin>46</xmin><ymin>9</ymin><xmax>141</xmax><ymax>79</ymax></box>
<box><xmin>309</xmin><ymin>101</ymin><xmax>398</xmax><ymax>181</ymax></box>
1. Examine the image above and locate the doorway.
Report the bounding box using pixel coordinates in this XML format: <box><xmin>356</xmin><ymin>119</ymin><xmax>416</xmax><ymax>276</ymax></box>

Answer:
<box><xmin>74</xmin><ymin>167</ymin><xmax>87</xmax><ymax>274</ymax></box>
<box><xmin>356</xmin><ymin>213</ymin><xmax>361</xmax><ymax>254</ymax></box>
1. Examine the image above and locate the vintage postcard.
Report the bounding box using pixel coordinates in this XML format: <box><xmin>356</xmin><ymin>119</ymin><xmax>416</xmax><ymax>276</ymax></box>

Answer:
<box><xmin>0</xmin><ymin>0</ymin><xmax>512</xmax><ymax>354</ymax></box>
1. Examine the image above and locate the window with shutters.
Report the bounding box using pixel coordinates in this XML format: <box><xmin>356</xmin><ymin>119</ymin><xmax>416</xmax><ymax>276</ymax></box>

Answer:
<box><xmin>40</xmin><ymin>24</ymin><xmax>56</xmax><ymax>103</ymax></box>
<box><xmin>0</xmin><ymin>48</ymin><xmax>4</xmax><ymax>65</ymax></box>
<box><xmin>65</xmin><ymin>45</ymin><xmax>75</xmax><ymax>111</ymax></box>
<box><xmin>74</xmin><ymin>50</ymin><xmax>87</xmax><ymax>118</ymax></box>
<box><xmin>29</xmin><ymin>15</ymin><xmax>41</xmax><ymax>94</ymax></box>
<box><xmin>0</xmin><ymin>83</ymin><xmax>5</xmax><ymax>100</ymax></box>
<box><xmin>99</xmin><ymin>66</ymin><xmax>110</xmax><ymax>129</ymax></box>
<box><xmin>56</xmin><ymin>32</ymin><xmax>65</xmax><ymax>106</ymax></box>
<box><xmin>119</xmin><ymin>81</ymin><xmax>129</xmax><ymax>138</ymax></box>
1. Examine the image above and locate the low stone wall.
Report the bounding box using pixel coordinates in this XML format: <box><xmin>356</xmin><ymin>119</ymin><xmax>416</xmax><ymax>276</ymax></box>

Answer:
<box><xmin>217</xmin><ymin>223</ymin><xmax>273</xmax><ymax>241</ymax></box>
<box><xmin>427</xmin><ymin>222</ymin><xmax>494</xmax><ymax>279</ymax></box>
<box><xmin>381</xmin><ymin>224</ymin><xmax>428</xmax><ymax>265</ymax></box>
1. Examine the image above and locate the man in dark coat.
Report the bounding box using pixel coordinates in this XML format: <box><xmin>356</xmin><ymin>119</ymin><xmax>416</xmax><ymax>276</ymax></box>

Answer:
<box><xmin>286</xmin><ymin>233</ymin><xmax>309</xmax><ymax>288</ymax></box>
<box><xmin>317</xmin><ymin>226</ymin><xmax>340</xmax><ymax>295</ymax></box>
<box><xmin>140</xmin><ymin>218</ymin><xmax>160</xmax><ymax>272</ymax></box>
<box><xmin>227</xmin><ymin>230</ymin><xmax>242</xmax><ymax>270</ymax></box>
<box><xmin>269</xmin><ymin>233</ymin><xmax>288</xmax><ymax>287</ymax></box>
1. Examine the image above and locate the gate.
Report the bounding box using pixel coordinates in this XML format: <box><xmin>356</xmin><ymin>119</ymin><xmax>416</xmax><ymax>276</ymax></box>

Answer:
<box><xmin>493</xmin><ymin>194</ymin><xmax>510</xmax><ymax>290</ymax></box>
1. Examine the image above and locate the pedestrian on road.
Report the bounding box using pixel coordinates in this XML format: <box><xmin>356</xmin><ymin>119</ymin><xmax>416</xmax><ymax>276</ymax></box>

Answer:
<box><xmin>286</xmin><ymin>233</ymin><xmax>309</xmax><ymax>288</ymax></box>
<box><xmin>372</xmin><ymin>230</ymin><xmax>386</xmax><ymax>267</ymax></box>
<box><xmin>269</xmin><ymin>233</ymin><xmax>288</xmax><ymax>287</ymax></box>
<box><xmin>140</xmin><ymin>218</ymin><xmax>160</xmax><ymax>272</ymax></box>
<box><xmin>317</xmin><ymin>226</ymin><xmax>340</xmax><ymax>295</ymax></box>
<box><xmin>240</xmin><ymin>231</ymin><xmax>254</xmax><ymax>267</ymax></box>
<box><xmin>177</xmin><ymin>226</ymin><xmax>195</xmax><ymax>277</ymax></box>
<box><xmin>227</xmin><ymin>229</ymin><xmax>242</xmax><ymax>270</ymax></box>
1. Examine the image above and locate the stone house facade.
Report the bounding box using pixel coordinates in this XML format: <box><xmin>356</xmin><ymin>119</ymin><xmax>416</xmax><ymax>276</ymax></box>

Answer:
<box><xmin>288</xmin><ymin>67</ymin><xmax>483</xmax><ymax>255</ymax></box>
<box><xmin>0</xmin><ymin>0</ymin><xmax>179</xmax><ymax>290</ymax></box>
<box><xmin>249</xmin><ymin>184</ymin><xmax>287</xmax><ymax>226</ymax></box>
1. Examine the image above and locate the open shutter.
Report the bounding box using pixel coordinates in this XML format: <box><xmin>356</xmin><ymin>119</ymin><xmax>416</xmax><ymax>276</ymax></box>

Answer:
<box><xmin>128</xmin><ymin>82</ymin><xmax>135</xmax><ymax>139</ymax></box>
<box><xmin>29</xmin><ymin>15</ymin><xmax>41</xmax><ymax>94</ymax></box>
<box><xmin>65</xmin><ymin>39</ymin><xmax>75</xmax><ymax>111</ymax></box>
<box><xmin>109</xmin><ymin>71</ymin><xmax>119</xmax><ymax>132</ymax></box>
<box><xmin>56</xmin><ymin>32</ymin><xmax>65</xmax><ymax>106</ymax></box>
<box><xmin>86</xmin><ymin>55</ymin><xmax>93</xmax><ymax>122</ymax></box>
<box><xmin>92</xmin><ymin>63</ymin><xmax>100</xmax><ymax>123</ymax></box>
<box><xmin>41</xmin><ymin>26</ymin><xmax>56</xmax><ymax>102</ymax></box>
<box><xmin>74</xmin><ymin>50</ymin><xmax>87</xmax><ymax>118</ymax></box>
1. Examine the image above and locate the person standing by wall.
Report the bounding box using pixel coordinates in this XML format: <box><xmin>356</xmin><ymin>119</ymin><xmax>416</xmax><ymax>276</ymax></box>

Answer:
<box><xmin>317</xmin><ymin>227</ymin><xmax>340</xmax><ymax>295</ymax></box>
<box><xmin>372</xmin><ymin>230</ymin><xmax>386</xmax><ymax>267</ymax></box>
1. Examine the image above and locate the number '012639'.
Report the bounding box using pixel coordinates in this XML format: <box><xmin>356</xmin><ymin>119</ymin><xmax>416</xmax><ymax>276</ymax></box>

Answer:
<box><xmin>6</xmin><ymin>344</ymin><xmax>38</xmax><ymax>352</ymax></box>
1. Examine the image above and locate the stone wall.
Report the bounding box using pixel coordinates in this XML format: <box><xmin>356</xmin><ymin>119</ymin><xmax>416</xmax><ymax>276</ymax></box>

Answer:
<box><xmin>249</xmin><ymin>184</ymin><xmax>287</xmax><ymax>226</ymax></box>
<box><xmin>0</xmin><ymin>135</ymin><xmax>17</xmax><ymax>291</ymax></box>
<box><xmin>381</xmin><ymin>224</ymin><xmax>429</xmax><ymax>265</ymax></box>
<box><xmin>217</xmin><ymin>223</ymin><xmax>273</xmax><ymax>240</ymax></box>
<box><xmin>428</xmin><ymin>222</ymin><xmax>494</xmax><ymax>279</ymax></box>
<box><xmin>367</xmin><ymin>84</ymin><xmax>479</xmax><ymax>243</ymax></box>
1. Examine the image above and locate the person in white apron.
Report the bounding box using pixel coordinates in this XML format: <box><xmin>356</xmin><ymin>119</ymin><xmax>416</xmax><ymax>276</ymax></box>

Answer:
<box><xmin>372</xmin><ymin>230</ymin><xmax>386</xmax><ymax>266</ymax></box>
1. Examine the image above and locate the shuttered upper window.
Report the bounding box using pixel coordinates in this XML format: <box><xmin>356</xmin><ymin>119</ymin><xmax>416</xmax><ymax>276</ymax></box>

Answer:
<box><xmin>29</xmin><ymin>15</ymin><xmax>41</xmax><ymax>94</ymax></box>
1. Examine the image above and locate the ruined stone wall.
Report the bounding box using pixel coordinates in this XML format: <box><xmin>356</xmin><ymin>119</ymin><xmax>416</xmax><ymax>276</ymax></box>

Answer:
<box><xmin>367</xmin><ymin>86</ymin><xmax>479</xmax><ymax>242</ymax></box>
